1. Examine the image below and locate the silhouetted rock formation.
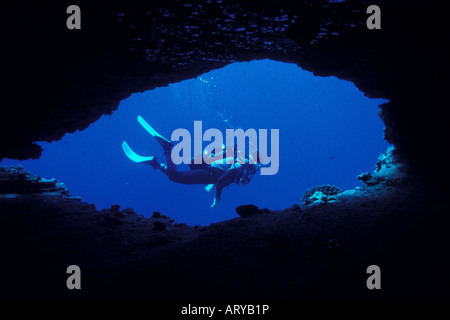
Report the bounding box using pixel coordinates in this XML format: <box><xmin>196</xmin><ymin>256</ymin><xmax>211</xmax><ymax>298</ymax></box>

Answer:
<box><xmin>1</xmin><ymin>147</ymin><xmax>449</xmax><ymax>299</ymax></box>
<box><xmin>2</xmin><ymin>1</ymin><xmax>447</xmax><ymax>180</ymax></box>
<box><xmin>0</xmin><ymin>178</ymin><xmax>447</xmax><ymax>300</ymax></box>
<box><xmin>1</xmin><ymin>1</ymin><xmax>448</xmax><ymax>300</ymax></box>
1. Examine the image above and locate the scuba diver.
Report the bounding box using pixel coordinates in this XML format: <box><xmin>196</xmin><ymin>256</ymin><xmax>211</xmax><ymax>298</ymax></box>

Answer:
<box><xmin>122</xmin><ymin>116</ymin><xmax>261</xmax><ymax>208</ymax></box>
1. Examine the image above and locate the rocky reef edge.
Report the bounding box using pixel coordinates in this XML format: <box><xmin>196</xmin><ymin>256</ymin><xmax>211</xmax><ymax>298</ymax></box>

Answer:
<box><xmin>1</xmin><ymin>147</ymin><xmax>449</xmax><ymax>299</ymax></box>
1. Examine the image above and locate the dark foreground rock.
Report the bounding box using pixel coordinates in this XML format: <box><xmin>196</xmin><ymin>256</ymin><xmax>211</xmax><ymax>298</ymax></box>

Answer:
<box><xmin>235</xmin><ymin>204</ymin><xmax>270</xmax><ymax>218</ymax></box>
<box><xmin>2</xmin><ymin>0</ymin><xmax>448</xmax><ymax>185</ymax></box>
<box><xmin>1</xmin><ymin>160</ymin><xmax>448</xmax><ymax>300</ymax></box>
<box><xmin>1</xmin><ymin>0</ymin><xmax>448</xmax><ymax>300</ymax></box>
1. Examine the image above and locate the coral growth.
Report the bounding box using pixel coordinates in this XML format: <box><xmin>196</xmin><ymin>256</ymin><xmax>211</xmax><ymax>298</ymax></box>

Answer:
<box><xmin>300</xmin><ymin>184</ymin><xmax>341</xmax><ymax>206</ymax></box>
<box><xmin>0</xmin><ymin>165</ymin><xmax>71</xmax><ymax>197</ymax></box>
<box><xmin>357</xmin><ymin>146</ymin><xmax>404</xmax><ymax>188</ymax></box>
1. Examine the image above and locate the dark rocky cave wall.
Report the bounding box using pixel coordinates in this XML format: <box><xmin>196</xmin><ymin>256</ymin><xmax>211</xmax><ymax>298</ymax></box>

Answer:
<box><xmin>2</xmin><ymin>0</ymin><xmax>447</xmax><ymax>181</ymax></box>
<box><xmin>1</xmin><ymin>0</ymin><xmax>449</xmax><ymax>301</ymax></box>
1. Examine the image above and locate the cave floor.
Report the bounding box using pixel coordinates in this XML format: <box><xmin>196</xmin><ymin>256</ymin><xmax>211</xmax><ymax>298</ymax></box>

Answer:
<box><xmin>1</xmin><ymin>172</ymin><xmax>448</xmax><ymax>300</ymax></box>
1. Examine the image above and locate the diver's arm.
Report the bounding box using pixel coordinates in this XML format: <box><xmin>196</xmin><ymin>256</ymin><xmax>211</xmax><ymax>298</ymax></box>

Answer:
<box><xmin>212</xmin><ymin>166</ymin><xmax>243</xmax><ymax>207</ymax></box>
<box><xmin>211</xmin><ymin>196</ymin><xmax>220</xmax><ymax>208</ymax></box>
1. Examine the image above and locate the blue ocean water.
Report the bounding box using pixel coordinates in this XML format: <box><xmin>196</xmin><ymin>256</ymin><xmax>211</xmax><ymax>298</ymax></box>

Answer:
<box><xmin>1</xmin><ymin>59</ymin><xmax>389</xmax><ymax>225</ymax></box>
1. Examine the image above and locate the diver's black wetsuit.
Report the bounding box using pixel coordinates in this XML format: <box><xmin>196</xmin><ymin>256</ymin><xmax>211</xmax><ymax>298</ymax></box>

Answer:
<box><xmin>148</xmin><ymin>145</ymin><xmax>255</xmax><ymax>201</ymax></box>
<box><xmin>123</xmin><ymin>117</ymin><xmax>259</xmax><ymax>207</ymax></box>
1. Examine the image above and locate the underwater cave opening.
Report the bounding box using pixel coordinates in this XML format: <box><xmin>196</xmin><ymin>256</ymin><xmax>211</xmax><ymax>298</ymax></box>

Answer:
<box><xmin>0</xmin><ymin>59</ymin><xmax>390</xmax><ymax>226</ymax></box>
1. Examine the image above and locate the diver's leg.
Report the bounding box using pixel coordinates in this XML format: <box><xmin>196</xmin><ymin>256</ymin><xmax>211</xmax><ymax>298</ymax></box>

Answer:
<box><xmin>148</xmin><ymin>161</ymin><xmax>215</xmax><ymax>184</ymax></box>
<box><xmin>166</xmin><ymin>169</ymin><xmax>217</xmax><ymax>185</ymax></box>
<box><xmin>140</xmin><ymin>144</ymin><xmax>217</xmax><ymax>184</ymax></box>
<box><xmin>139</xmin><ymin>146</ymin><xmax>175</xmax><ymax>172</ymax></box>
<box><xmin>189</xmin><ymin>158</ymin><xmax>210</xmax><ymax>171</ymax></box>
<box><xmin>143</xmin><ymin>157</ymin><xmax>163</xmax><ymax>170</ymax></box>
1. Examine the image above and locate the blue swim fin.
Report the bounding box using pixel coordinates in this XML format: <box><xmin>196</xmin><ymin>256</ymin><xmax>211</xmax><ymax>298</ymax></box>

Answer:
<box><xmin>122</xmin><ymin>141</ymin><xmax>155</xmax><ymax>163</ymax></box>
<box><xmin>137</xmin><ymin>115</ymin><xmax>160</xmax><ymax>138</ymax></box>
<box><xmin>137</xmin><ymin>115</ymin><xmax>173</xmax><ymax>151</ymax></box>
